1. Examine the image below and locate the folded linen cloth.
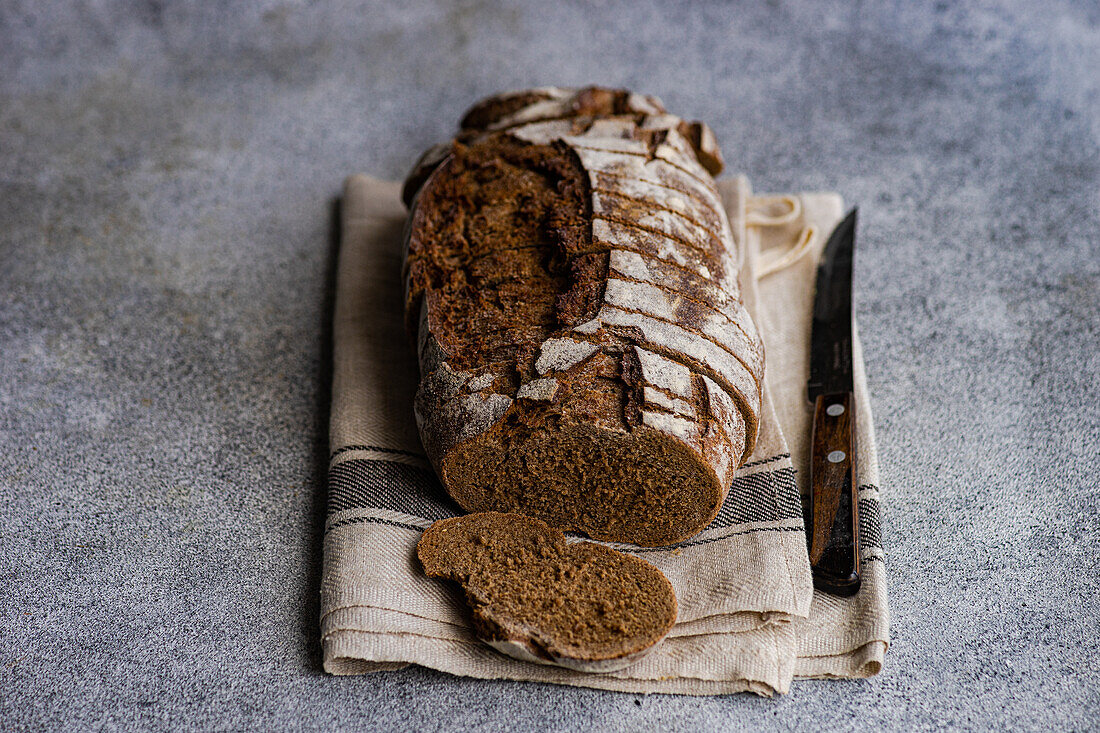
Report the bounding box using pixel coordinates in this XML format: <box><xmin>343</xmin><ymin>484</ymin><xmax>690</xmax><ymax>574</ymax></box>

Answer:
<box><xmin>319</xmin><ymin>174</ymin><xmax>889</xmax><ymax>695</ymax></box>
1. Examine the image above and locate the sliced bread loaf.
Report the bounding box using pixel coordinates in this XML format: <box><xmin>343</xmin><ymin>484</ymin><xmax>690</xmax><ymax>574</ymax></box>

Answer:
<box><xmin>418</xmin><ymin>512</ymin><xmax>677</xmax><ymax>673</ymax></box>
<box><xmin>402</xmin><ymin>86</ymin><xmax>765</xmax><ymax>547</ymax></box>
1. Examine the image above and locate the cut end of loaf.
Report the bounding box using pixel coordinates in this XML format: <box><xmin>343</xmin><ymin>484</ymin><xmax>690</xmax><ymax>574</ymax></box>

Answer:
<box><xmin>417</xmin><ymin>512</ymin><xmax>678</xmax><ymax>672</ymax></box>
<box><xmin>442</xmin><ymin>422</ymin><xmax>723</xmax><ymax>547</ymax></box>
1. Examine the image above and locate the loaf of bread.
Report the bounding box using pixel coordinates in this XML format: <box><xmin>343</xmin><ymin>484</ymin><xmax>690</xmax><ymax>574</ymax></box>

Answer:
<box><xmin>418</xmin><ymin>512</ymin><xmax>677</xmax><ymax>672</ymax></box>
<box><xmin>402</xmin><ymin>87</ymin><xmax>764</xmax><ymax>547</ymax></box>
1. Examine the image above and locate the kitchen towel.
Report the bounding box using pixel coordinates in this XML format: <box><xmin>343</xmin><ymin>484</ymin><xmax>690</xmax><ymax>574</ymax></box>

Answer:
<box><xmin>319</xmin><ymin>174</ymin><xmax>888</xmax><ymax>695</ymax></box>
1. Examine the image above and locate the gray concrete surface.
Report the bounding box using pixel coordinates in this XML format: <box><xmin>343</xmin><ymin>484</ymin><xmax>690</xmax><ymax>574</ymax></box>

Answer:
<box><xmin>2</xmin><ymin>1</ymin><xmax>1098</xmax><ymax>730</ymax></box>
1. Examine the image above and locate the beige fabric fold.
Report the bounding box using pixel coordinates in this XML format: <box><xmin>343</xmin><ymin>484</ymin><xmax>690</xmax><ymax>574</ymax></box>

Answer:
<box><xmin>319</xmin><ymin>174</ymin><xmax>889</xmax><ymax>695</ymax></box>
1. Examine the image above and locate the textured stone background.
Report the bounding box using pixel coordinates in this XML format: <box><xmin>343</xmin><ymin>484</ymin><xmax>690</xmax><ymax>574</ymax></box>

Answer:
<box><xmin>2</xmin><ymin>1</ymin><xmax>1098</xmax><ymax>730</ymax></box>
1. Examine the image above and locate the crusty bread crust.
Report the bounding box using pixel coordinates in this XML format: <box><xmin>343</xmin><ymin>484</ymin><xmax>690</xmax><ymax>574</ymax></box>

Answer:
<box><xmin>403</xmin><ymin>87</ymin><xmax>764</xmax><ymax>547</ymax></box>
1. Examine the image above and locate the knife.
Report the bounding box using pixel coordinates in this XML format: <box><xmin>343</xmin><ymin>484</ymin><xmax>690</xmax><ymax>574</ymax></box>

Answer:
<box><xmin>806</xmin><ymin>208</ymin><xmax>861</xmax><ymax>597</ymax></box>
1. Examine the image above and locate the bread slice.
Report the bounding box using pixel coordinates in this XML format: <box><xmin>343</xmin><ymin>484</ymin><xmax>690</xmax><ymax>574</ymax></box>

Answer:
<box><xmin>418</xmin><ymin>512</ymin><xmax>677</xmax><ymax>673</ymax></box>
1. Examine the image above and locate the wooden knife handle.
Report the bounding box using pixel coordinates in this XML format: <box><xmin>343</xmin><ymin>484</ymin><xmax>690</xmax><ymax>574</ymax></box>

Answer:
<box><xmin>808</xmin><ymin>392</ymin><xmax>861</xmax><ymax>596</ymax></box>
